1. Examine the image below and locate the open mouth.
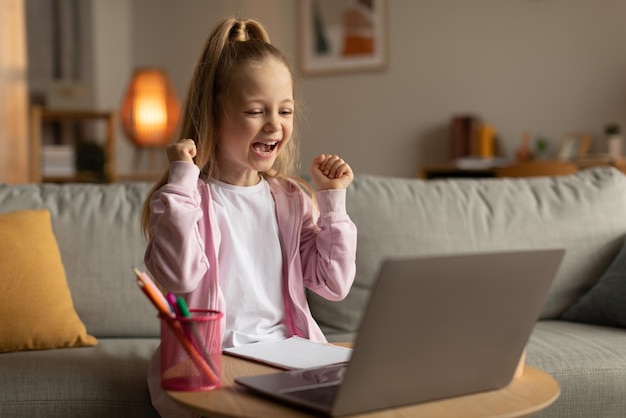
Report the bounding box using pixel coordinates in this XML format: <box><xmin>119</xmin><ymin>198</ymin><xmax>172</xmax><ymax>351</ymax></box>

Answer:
<box><xmin>252</xmin><ymin>141</ymin><xmax>279</xmax><ymax>154</ymax></box>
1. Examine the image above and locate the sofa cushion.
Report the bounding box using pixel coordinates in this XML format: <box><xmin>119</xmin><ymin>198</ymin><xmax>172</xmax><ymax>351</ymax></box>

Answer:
<box><xmin>561</xmin><ymin>234</ymin><xmax>626</xmax><ymax>327</ymax></box>
<box><xmin>527</xmin><ymin>320</ymin><xmax>626</xmax><ymax>418</ymax></box>
<box><xmin>0</xmin><ymin>338</ymin><xmax>160</xmax><ymax>417</ymax></box>
<box><xmin>0</xmin><ymin>209</ymin><xmax>97</xmax><ymax>352</ymax></box>
<box><xmin>309</xmin><ymin>168</ymin><xmax>626</xmax><ymax>340</ymax></box>
<box><xmin>0</xmin><ymin>183</ymin><xmax>159</xmax><ymax>338</ymax></box>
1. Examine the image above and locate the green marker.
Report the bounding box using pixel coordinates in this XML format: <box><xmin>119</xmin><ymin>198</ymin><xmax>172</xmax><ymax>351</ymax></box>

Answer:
<box><xmin>176</xmin><ymin>296</ymin><xmax>192</xmax><ymax>318</ymax></box>
<box><xmin>176</xmin><ymin>296</ymin><xmax>215</xmax><ymax>371</ymax></box>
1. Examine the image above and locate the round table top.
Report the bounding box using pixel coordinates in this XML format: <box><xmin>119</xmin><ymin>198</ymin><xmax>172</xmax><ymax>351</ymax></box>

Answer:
<box><xmin>167</xmin><ymin>352</ymin><xmax>560</xmax><ymax>418</ymax></box>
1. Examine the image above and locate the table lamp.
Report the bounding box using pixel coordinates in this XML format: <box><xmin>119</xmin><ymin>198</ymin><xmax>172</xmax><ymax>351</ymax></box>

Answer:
<box><xmin>121</xmin><ymin>68</ymin><xmax>179</xmax><ymax>171</ymax></box>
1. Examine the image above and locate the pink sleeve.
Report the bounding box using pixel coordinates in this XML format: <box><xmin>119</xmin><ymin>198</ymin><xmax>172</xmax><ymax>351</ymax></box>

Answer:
<box><xmin>144</xmin><ymin>161</ymin><xmax>210</xmax><ymax>293</ymax></box>
<box><xmin>300</xmin><ymin>188</ymin><xmax>357</xmax><ymax>301</ymax></box>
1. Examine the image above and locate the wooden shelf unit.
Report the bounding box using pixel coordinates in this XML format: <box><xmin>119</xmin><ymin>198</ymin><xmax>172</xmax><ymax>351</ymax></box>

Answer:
<box><xmin>29</xmin><ymin>106</ymin><xmax>117</xmax><ymax>183</ymax></box>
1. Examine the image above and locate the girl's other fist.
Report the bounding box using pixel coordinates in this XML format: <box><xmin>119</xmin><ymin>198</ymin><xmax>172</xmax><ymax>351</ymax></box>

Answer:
<box><xmin>311</xmin><ymin>154</ymin><xmax>354</xmax><ymax>190</ymax></box>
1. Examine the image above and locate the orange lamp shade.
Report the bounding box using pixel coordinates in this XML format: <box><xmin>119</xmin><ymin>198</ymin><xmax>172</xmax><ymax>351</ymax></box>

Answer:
<box><xmin>121</xmin><ymin>68</ymin><xmax>180</xmax><ymax>147</ymax></box>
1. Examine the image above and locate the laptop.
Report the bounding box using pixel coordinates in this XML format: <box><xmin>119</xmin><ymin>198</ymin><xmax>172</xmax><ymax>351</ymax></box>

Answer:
<box><xmin>235</xmin><ymin>249</ymin><xmax>565</xmax><ymax>416</ymax></box>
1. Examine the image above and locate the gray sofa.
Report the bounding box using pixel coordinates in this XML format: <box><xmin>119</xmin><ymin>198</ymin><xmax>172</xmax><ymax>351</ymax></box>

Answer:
<box><xmin>1</xmin><ymin>167</ymin><xmax>626</xmax><ymax>417</ymax></box>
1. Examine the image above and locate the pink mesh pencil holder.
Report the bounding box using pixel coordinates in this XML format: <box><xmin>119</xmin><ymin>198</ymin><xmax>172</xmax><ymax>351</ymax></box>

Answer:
<box><xmin>159</xmin><ymin>309</ymin><xmax>223</xmax><ymax>391</ymax></box>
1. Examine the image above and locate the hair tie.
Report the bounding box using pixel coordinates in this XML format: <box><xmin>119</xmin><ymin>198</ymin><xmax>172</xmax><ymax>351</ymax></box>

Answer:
<box><xmin>230</xmin><ymin>22</ymin><xmax>249</xmax><ymax>42</ymax></box>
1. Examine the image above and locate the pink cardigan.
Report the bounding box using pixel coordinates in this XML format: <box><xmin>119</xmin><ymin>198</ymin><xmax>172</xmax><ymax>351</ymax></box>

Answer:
<box><xmin>144</xmin><ymin>161</ymin><xmax>357</xmax><ymax>342</ymax></box>
<box><xmin>144</xmin><ymin>162</ymin><xmax>357</xmax><ymax>417</ymax></box>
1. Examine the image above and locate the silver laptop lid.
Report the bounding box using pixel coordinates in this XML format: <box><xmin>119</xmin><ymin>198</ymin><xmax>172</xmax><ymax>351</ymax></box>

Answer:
<box><xmin>332</xmin><ymin>248</ymin><xmax>564</xmax><ymax>416</ymax></box>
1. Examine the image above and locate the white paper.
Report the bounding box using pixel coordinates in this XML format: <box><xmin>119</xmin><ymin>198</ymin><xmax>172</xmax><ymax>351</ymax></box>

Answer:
<box><xmin>223</xmin><ymin>336</ymin><xmax>352</xmax><ymax>370</ymax></box>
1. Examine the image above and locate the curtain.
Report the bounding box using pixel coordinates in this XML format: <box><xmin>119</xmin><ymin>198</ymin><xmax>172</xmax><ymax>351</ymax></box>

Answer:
<box><xmin>0</xmin><ymin>0</ymin><xmax>29</xmax><ymax>183</ymax></box>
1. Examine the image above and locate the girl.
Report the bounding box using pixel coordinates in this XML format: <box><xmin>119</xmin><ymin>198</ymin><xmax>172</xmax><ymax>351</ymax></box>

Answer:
<box><xmin>141</xmin><ymin>17</ymin><xmax>357</xmax><ymax>417</ymax></box>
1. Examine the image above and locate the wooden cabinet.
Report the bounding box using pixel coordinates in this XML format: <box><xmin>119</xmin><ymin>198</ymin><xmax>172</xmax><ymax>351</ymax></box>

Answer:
<box><xmin>419</xmin><ymin>159</ymin><xmax>626</xmax><ymax>179</ymax></box>
<box><xmin>29</xmin><ymin>106</ymin><xmax>116</xmax><ymax>183</ymax></box>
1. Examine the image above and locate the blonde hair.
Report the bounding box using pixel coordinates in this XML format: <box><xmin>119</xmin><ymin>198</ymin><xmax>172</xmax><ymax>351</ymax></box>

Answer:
<box><xmin>140</xmin><ymin>17</ymin><xmax>304</xmax><ymax>237</ymax></box>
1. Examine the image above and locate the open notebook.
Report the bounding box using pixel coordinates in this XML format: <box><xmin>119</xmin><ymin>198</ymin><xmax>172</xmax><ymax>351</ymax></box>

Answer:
<box><xmin>235</xmin><ymin>249</ymin><xmax>565</xmax><ymax>417</ymax></box>
<box><xmin>224</xmin><ymin>336</ymin><xmax>351</xmax><ymax>370</ymax></box>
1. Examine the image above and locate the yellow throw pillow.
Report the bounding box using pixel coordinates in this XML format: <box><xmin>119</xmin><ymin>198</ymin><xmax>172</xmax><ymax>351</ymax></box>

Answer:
<box><xmin>0</xmin><ymin>209</ymin><xmax>97</xmax><ymax>352</ymax></box>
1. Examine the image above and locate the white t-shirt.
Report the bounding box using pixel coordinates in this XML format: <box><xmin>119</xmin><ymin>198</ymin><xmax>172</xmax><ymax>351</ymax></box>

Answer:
<box><xmin>209</xmin><ymin>178</ymin><xmax>288</xmax><ymax>348</ymax></box>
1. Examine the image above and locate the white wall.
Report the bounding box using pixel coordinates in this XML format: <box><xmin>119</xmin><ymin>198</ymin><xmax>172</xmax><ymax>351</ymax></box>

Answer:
<box><xmin>129</xmin><ymin>0</ymin><xmax>626</xmax><ymax>178</ymax></box>
<box><xmin>91</xmin><ymin>0</ymin><xmax>134</xmax><ymax>175</ymax></box>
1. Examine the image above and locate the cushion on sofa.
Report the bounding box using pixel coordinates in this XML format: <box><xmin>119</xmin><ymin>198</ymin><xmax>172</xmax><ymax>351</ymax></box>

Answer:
<box><xmin>561</xmin><ymin>234</ymin><xmax>626</xmax><ymax>327</ymax></box>
<box><xmin>0</xmin><ymin>209</ymin><xmax>97</xmax><ymax>352</ymax></box>
<box><xmin>309</xmin><ymin>168</ymin><xmax>626</xmax><ymax>341</ymax></box>
<box><xmin>0</xmin><ymin>338</ymin><xmax>160</xmax><ymax>417</ymax></box>
<box><xmin>527</xmin><ymin>320</ymin><xmax>626</xmax><ymax>418</ymax></box>
<box><xmin>0</xmin><ymin>183</ymin><xmax>159</xmax><ymax>338</ymax></box>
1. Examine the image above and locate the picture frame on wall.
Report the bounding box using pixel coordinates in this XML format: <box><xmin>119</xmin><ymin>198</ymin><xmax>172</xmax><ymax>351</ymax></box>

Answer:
<box><xmin>297</xmin><ymin>0</ymin><xmax>387</xmax><ymax>76</ymax></box>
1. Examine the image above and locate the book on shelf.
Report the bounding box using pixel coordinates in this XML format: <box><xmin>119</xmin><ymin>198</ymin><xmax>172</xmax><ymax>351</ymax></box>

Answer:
<box><xmin>41</xmin><ymin>145</ymin><xmax>76</xmax><ymax>176</ymax></box>
<box><xmin>223</xmin><ymin>336</ymin><xmax>352</xmax><ymax>370</ymax></box>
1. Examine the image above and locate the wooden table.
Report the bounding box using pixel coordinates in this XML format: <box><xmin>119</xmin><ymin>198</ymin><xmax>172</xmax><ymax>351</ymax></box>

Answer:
<box><xmin>167</xmin><ymin>352</ymin><xmax>560</xmax><ymax>418</ymax></box>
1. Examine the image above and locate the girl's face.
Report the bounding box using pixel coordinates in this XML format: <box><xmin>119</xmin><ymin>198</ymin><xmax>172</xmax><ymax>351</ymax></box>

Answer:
<box><xmin>218</xmin><ymin>58</ymin><xmax>294</xmax><ymax>186</ymax></box>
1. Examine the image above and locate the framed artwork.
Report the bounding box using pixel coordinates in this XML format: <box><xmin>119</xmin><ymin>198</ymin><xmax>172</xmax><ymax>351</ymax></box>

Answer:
<box><xmin>558</xmin><ymin>133</ymin><xmax>592</xmax><ymax>161</ymax></box>
<box><xmin>297</xmin><ymin>0</ymin><xmax>387</xmax><ymax>76</ymax></box>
